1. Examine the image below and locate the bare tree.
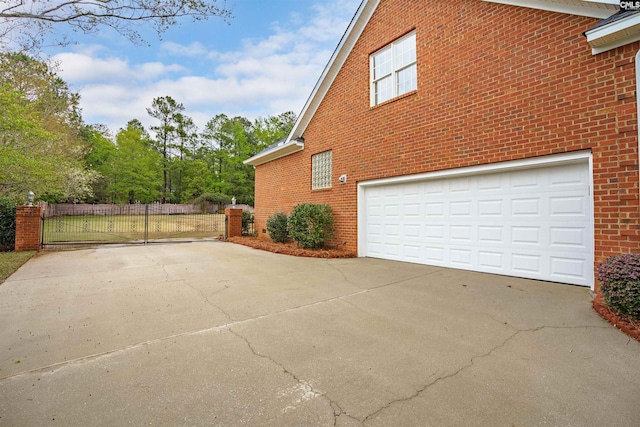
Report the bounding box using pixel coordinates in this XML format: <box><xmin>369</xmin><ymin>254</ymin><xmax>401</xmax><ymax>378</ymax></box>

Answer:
<box><xmin>0</xmin><ymin>0</ymin><xmax>232</xmax><ymax>51</ymax></box>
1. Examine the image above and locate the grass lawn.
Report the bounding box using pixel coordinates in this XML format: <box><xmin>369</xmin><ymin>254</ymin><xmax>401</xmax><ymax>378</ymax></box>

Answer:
<box><xmin>0</xmin><ymin>251</ymin><xmax>35</xmax><ymax>284</ymax></box>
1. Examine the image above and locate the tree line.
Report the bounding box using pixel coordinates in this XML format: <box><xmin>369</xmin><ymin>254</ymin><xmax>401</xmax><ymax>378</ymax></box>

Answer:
<box><xmin>0</xmin><ymin>52</ymin><xmax>295</xmax><ymax>206</ymax></box>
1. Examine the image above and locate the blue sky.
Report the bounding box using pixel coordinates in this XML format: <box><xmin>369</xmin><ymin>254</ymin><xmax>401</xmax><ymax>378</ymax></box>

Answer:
<box><xmin>40</xmin><ymin>0</ymin><xmax>362</xmax><ymax>135</ymax></box>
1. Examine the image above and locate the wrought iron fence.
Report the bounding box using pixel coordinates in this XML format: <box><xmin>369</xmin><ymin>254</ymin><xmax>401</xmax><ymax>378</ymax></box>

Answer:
<box><xmin>41</xmin><ymin>203</ymin><xmax>227</xmax><ymax>248</ymax></box>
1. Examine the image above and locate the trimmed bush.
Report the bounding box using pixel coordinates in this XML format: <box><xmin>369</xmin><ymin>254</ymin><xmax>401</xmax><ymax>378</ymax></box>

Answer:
<box><xmin>266</xmin><ymin>211</ymin><xmax>288</xmax><ymax>243</ymax></box>
<box><xmin>0</xmin><ymin>197</ymin><xmax>16</xmax><ymax>251</ymax></box>
<box><xmin>597</xmin><ymin>253</ymin><xmax>640</xmax><ymax>319</ymax></box>
<box><xmin>287</xmin><ymin>203</ymin><xmax>334</xmax><ymax>249</ymax></box>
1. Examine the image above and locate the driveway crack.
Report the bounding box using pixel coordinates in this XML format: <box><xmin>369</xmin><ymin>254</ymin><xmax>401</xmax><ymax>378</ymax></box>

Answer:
<box><xmin>228</xmin><ymin>328</ymin><xmax>358</xmax><ymax>425</ymax></box>
<box><xmin>183</xmin><ymin>281</ymin><xmax>234</xmax><ymax>321</ymax></box>
<box><xmin>362</xmin><ymin>323</ymin><xmax>610</xmax><ymax>423</ymax></box>
<box><xmin>363</xmin><ymin>329</ymin><xmax>521</xmax><ymax>423</ymax></box>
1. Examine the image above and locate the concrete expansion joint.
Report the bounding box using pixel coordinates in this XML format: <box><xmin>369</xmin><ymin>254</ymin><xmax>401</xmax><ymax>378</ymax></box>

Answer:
<box><xmin>369</xmin><ymin>269</ymin><xmax>447</xmax><ymax>292</ymax></box>
<box><xmin>227</xmin><ymin>328</ymin><xmax>352</xmax><ymax>424</ymax></box>
<box><xmin>520</xmin><ymin>324</ymin><xmax>611</xmax><ymax>333</ymax></box>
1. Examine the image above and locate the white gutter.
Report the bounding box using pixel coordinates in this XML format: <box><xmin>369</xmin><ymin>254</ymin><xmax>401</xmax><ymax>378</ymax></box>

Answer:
<box><xmin>483</xmin><ymin>0</ymin><xmax>618</xmax><ymax>19</ymax></box>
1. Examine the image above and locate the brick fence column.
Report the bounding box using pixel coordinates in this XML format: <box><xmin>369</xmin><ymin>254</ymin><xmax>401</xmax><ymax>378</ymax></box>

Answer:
<box><xmin>15</xmin><ymin>206</ymin><xmax>43</xmax><ymax>252</ymax></box>
<box><xmin>225</xmin><ymin>208</ymin><xmax>243</xmax><ymax>238</ymax></box>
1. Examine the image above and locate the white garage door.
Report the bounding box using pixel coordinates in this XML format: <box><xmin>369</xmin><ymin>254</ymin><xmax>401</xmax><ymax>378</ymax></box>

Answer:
<box><xmin>361</xmin><ymin>160</ymin><xmax>593</xmax><ymax>286</ymax></box>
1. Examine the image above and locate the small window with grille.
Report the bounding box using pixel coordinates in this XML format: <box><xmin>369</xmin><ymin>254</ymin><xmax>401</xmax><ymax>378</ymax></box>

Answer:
<box><xmin>311</xmin><ymin>150</ymin><xmax>332</xmax><ymax>190</ymax></box>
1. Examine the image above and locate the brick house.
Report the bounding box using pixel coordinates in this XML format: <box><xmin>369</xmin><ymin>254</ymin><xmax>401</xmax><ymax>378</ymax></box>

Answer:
<box><xmin>245</xmin><ymin>0</ymin><xmax>640</xmax><ymax>289</ymax></box>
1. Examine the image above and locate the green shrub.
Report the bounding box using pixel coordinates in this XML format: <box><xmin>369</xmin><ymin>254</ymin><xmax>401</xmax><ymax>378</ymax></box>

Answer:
<box><xmin>0</xmin><ymin>197</ymin><xmax>16</xmax><ymax>251</ymax></box>
<box><xmin>287</xmin><ymin>203</ymin><xmax>334</xmax><ymax>249</ymax></box>
<box><xmin>242</xmin><ymin>210</ymin><xmax>254</xmax><ymax>236</ymax></box>
<box><xmin>597</xmin><ymin>253</ymin><xmax>640</xmax><ymax>319</ymax></box>
<box><xmin>266</xmin><ymin>211</ymin><xmax>289</xmax><ymax>243</ymax></box>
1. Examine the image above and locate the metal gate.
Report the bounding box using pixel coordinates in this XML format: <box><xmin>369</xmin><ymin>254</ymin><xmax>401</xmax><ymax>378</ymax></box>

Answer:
<box><xmin>41</xmin><ymin>204</ymin><xmax>227</xmax><ymax>248</ymax></box>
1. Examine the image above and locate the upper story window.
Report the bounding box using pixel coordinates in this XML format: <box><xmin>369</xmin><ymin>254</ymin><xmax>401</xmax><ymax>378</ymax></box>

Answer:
<box><xmin>370</xmin><ymin>32</ymin><xmax>416</xmax><ymax>106</ymax></box>
<box><xmin>312</xmin><ymin>150</ymin><xmax>332</xmax><ymax>190</ymax></box>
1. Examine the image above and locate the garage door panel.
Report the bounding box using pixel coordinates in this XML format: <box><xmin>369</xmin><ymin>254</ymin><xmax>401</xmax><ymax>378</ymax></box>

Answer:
<box><xmin>363</xmin><ymin>161</ymin><xmax>593</xmax><ymax>286</ymax></box>
<box><xmin>550</xmin><ymin>226</ymin><xmax>587</xmax><ymax>249</ymax></box>
<box><xmin>511</xmin><ymin>197</ymin><xmax>541</xmax><ymax>216</ymax></box>
<box><xmin>550</xmin><ymin>255</ymin><xmax>586</xmax><ymax>277</ymax></box>
<box><xmin>511</xmin><ymin>253</ymin><xmax>542</xmax><ymax>275</ymax></box>
<box><xmin>478</xmin><ymin>199</ymin><xmax>503</xmax><ymax>216</ymax></box>
<box><xmin>549</xmin><ymin>163</ymin><xmax>588</xmax><ymax>187</ymax></box>
<box><xmin>511</xmin><ymin>226</ymin><xmax>541</xmax><ymax>246</ymax></box>
<box><xmin>425</xmin><ymin>224</ymin><xmax>445</xmax><ymax>241</ymax></box>
<box><xmin>478</xmin><ymin>225</ymin><xmax>504</xmax><ymax>243</ymax></box>
<box><xmin>549</xmin><ymin>195</ymin><xmax>587</xmax><ymax>216</ymax></box>
<box><xmin>425</xmin><ymin>246</ymin><xmax>445</xmax><ymax>263</ymax></box>
<box><xmin>477</xmin><ymin>174</ymin><xmax>503</xmax><ymax>192</ymax></box>
<box><xmin>425</xmin><ymin>202</ymin><xmax>444</xmax><ymax>216</ymax></box>
<box><xmin>404</xmin><ymin>202</ymin><xmax>421</xmax><ymax>216</ymax></box>
<box><xmin>478</xmin><ymin>251</ymin><xmax>504</xmax><ymax>270</ymax></box>
<box><xmin>450</xmin><ymin>201</ymin><xmax>472</xmax><ymax>216</ymax></box>
<box><xmin>450</xmin><ymin>248</ymin><xmax>472</xmax><ymax>266</ymax></box>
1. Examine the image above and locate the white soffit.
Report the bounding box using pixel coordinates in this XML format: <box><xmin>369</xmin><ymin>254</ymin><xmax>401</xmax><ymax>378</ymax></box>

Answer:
<box><xmin>482</xmin><ymin>0</ymin><xmax>618</xmax><ymax>18</ymax></box>
<box><xmin>243</xmin><ymin>140</ymin><xmax>304</xmax><ymax>166</ymax></box>
<box><xmin>585</xmin><ymin>13</ymin><xmax>640</xmax><ymax>54</ymax></box>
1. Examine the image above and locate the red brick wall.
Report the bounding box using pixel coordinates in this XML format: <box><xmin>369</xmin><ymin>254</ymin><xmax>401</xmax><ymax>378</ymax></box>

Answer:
<box><xmin>255</xmin><ymin>0</ymin><xmax>640</xmax><ymax>266</ymax></box>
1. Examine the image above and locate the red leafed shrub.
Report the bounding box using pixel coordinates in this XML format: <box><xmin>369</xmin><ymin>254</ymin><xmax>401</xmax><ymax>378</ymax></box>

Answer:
<box><xmin>597</xmin><ymin>253</ymin><xmax>640</xmax><ymax>320</ymax></box>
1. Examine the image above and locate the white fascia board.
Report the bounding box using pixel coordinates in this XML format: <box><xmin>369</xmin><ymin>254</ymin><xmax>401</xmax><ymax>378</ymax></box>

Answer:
<box><xmin>286</xmin><ymin>0</ymin><xmax>380</xmax><ymax>141</ymax></box>
<box><xmin>243</xmin><ymin>141</ymin><xmax>304</xmax><ymax>167</ymax></box>
<box><xmin>585</xmin><ymin>14</ymin><xmax>640</xmax><ymax>54</ymax></box>
<box><xmin>482</xmin><ymin>0</ymin><xmax>618</xmax><ymax>18</ymax></box>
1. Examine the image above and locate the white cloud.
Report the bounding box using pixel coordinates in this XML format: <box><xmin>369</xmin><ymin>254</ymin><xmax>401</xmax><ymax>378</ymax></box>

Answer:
<box><xmin>160</xmin><ymin>41</ymin><xmax>208</xmax><ymax>57</ymax></box>
<box><xmin>52</xmin><ymin>0</ymin><xmax>361</xmax><ymax>135</ymax></box>
<box><xmin>54</xmin><ymin>52</ymin><xmax>185</xmax><ymax>83</ymax></box>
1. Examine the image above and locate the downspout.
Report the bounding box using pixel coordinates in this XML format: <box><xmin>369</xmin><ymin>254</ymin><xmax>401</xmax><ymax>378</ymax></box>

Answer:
<box><xmin>636</xmin><ymin>51</ymin><xmax>640</xmax><ymax>225</ymax></box>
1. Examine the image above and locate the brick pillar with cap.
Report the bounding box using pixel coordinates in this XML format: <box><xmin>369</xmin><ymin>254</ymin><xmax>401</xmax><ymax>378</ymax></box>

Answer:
<box><xmin>225</xmin><ymin>208</ymin><xmax>243</xmax><ymax>238</ymax></box>
<box><xmin>15</xmin><ymin>206</ymin><xmax>43</xmax><ymax>252</ymax></box>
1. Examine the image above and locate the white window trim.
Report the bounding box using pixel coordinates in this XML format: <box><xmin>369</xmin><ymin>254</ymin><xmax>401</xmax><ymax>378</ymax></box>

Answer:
<box><xmin>370</xmin><ymin>31</ymin><xmax>417</xmax><ymax>107</ymax></box>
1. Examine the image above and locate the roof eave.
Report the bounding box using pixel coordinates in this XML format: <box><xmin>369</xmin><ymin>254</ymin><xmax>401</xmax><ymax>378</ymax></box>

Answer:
<box><xmin>244</xmin><ymin>141</ymin><xmax>304</xmax><ymax>167</ymax></box>
<box><xmin>585</xmin><ymin>14</ymin><xmax>640</xmax><ymax>54</ymax></box>
<box><xmin>286</xmin><ymin>0</ymin><xmax>380</xmax><ymax>141</ymax></box>
<box><xmin>482</xmin><ymin>0</ymin><xmax>618</xmax><ymax>19</ymax></box>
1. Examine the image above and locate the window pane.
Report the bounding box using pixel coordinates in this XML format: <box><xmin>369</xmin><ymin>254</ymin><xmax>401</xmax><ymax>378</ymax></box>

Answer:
<box><xmin>312</xmin><ymin>150</ymin><xmax>332</xmax><ymax>190</ymax></box>
<box><xmin>373</xmin><ymin>48</ymin><xmax>392</xmax><ymax>80</ymax></box>
<box><xmin>396</xmin><ymin>64</ymin><xmax>417</xmax><ymax>96</ymax></box>
<box><xmin>375</xmin><ymin>76</ymin><xmax>393</xmax><ymax>104</ymax></box>
<box><xmin>395</xmin><ymin>34</ymin><xmax>416</xmax><ymax>69</ymax></box>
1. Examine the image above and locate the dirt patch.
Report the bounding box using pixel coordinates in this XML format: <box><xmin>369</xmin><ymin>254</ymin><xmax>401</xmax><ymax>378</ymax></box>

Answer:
<box><xmin>227</xmin><ymin>236</ymin><xmax>356</xmax><ymax>258</ymax></box>
<box><xmin>592</xmin><ymin>294</ymin><xmax>640</xmax><ymax>342</ymax></box>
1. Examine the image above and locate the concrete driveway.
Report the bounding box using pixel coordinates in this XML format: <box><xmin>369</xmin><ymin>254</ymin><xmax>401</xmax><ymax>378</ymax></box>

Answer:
<box><xmin>0</xmin><ymin>242</ymin><xmax>638</xmax><ymax>426</ymax></box>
